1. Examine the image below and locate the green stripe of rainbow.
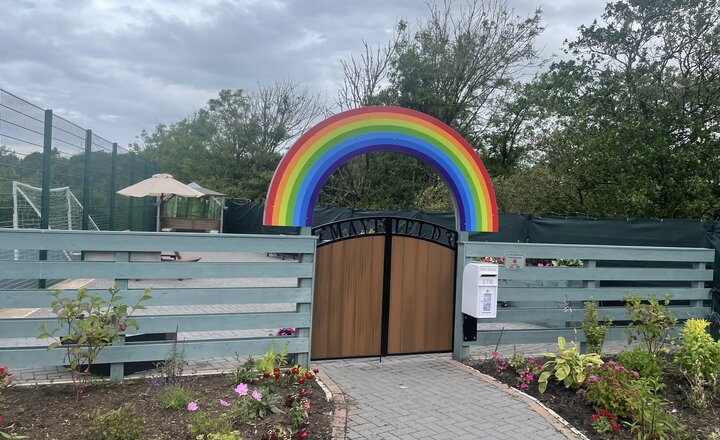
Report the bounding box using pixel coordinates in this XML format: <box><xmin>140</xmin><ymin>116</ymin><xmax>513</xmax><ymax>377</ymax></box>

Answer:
<box><xmin>264</xmin><ymin>106</ymin><xmax>497</xmax><ymax>232</ymax></box>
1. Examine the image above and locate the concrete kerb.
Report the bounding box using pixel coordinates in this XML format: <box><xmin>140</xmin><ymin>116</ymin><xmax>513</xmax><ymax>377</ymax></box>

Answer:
<box><xmin>313</xmin><ymin>363</ymin><xmax>348</xmax><ymax>440</ymax></box>
<box><xmin>446</xmin><ymin>358</ymin><xmax>588</xmax><ymax>440</ymax></box>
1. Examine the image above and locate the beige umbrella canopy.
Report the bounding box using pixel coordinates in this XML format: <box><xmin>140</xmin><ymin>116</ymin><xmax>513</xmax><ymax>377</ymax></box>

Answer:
<box><xmin>117</xmin><ymin>174</ymin><xmax>203</xmax><ymax>231</ymax></box>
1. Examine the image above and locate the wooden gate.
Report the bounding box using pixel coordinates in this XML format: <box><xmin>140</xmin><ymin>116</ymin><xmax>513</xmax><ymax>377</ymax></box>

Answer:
<box><xmin>311</xmin><ymin>217</ymin><xmax>457</xmax><ymax>359</ymax></box>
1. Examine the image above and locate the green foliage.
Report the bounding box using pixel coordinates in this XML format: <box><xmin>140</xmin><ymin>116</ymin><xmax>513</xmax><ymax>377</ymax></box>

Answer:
<box><xmin>203</xmin><ymin>432</ymin><xmax>243</xmax><ymax>440</ymax></box>
<box><xmin>583</xmin><ymin>362</ymin><xmax>642</xmax><ymax>420</ymax></box>
<box><xmin>675</xmin><ymin>318</ymin><xmax>720</xmax><ymax>408</ymax></box>
<box><xmin>227</xmin><ymin>387</ymin><xmax>284</xmax><ymax>425</ymax></box>
<box><xmin>624</xmin><ymin>294</ymin><xmax>676</xmax><ymax>355</ymax></box>
<box><xmin>254</xmin><ymin>342</ymin><xmax>289</xmax><ymax>374</ymax></box>
<box><xmin>537</xmin><ymin>337</ymin><xmax>603</xmax><ymax>393</ymax></box>
<box><xmin>232</xmin><ymin>357</ymin><xmax>258</xmax><ymax>386</ymax></box>
<box><xmin>82</xmin><ymin>403</ymin><xmax>144</xmax><ymax>440</ymax></box>
<box><xmin>154</xmin><ymin>334</ymin><xmax>187</xmax><ymax>386</ymax></box>
<box><xmin>617</xmin><ymin>349</ymin><xmax>663</xmax><ymax>383</ymax></box>
<box><xmin>625</xmin><ymin>387</ymin><xmax>687</xmax><ymax>440</ymax></box>
<box><xmin>158</xmin><ymin>383</ymin><xmax>194</xmax><ymax>410</ymax></box>
<box><xmin>581</xmin><ymin>298</ymin><xmax>612</xmax><ymax>354</ymax></box>
<box><xmin>37</xmin><ymin>286</ymin><xmax>151</xmax><ymax>401</ymax></box>
<box><xmin>188</xmin><ymin>412</ymin><xmax>233</xmax><ymax>439</ymax></box>
<box><xmin>289</xmin><ymin>397</ymin><xmax>310</xmax><ymax>431</ymax></box>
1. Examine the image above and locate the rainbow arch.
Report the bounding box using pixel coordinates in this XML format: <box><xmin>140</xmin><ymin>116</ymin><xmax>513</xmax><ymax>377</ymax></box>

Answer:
<box><xmin>264</xmin><ymin>106</ymin><xmax>498</xmax><ymax>232</ymax></box>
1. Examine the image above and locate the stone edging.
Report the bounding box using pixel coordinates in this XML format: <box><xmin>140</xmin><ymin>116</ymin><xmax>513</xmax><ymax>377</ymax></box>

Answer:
<box><xmin>312</xmin><ymin>363</ymin><xmax>347</xmax><ymax>440</ymax></box>
<box><xmin>445</xmin><ymin>358</ymin><xmax>590</xmax><ymax>440</ymax></box>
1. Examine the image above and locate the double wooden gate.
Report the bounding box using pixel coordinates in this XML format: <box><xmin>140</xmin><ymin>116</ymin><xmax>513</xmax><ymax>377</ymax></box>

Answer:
<box><xmin>311</xmin><ymin>217</ymin><xmax>457</xmax><ymax>359</ymax></box>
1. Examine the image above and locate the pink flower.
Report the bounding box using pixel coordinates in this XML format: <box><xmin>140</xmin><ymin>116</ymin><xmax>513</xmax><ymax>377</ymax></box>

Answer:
<box><xmin>491</xmin><ymin>351</ymin><xmax>499</xmax><ymax>358</ymax></box>
<box><xmin>235</xmin><ymin>383</ymin><xmax>249</xmax><ymax>396</ymax></box>
<box><xmin>576</xmin><ymin>389</ymin><xmax>586</xmax><ymax>396</ymax></box>
<box><xmin>187</xmin><ymin>424</ymin><xmax>193</xmax><ymax>430</ymax></box>
<box><xmin>219</xmin><ymin>399</ymin><xmax>230</xmax><ymax>407</ymax></box>
<box><xmin>536</xmin><ymin>364</ymin><xmax>543</xmax><ymax>369</ymax></box>
<box><xmin>304</xmin><ymin>401</ymin><xmax>310</xmax><ymax>410</ymax></box>
<box><xmin>187</xmin><ymin>402</ymin><xmax>198</xmax><ymax>411</ymax></box>
<box><xmin>606</xmin><ymin>360</ymin><xmax>616</xmax><ymax>367</ymax></box>
<box><xmin>587</xmin><ymin>375</ymin><xmax>599</xmax><ymax>384</ymax></box>
<box><xmin>252</xmin><ymin>390</ymin><xmax>262</xmax><ymax>401</ymax></box>
<box><xmin>613</xmin><ymin>365</ymin><xmax>625</xmax><ymax>372</ymax></box>
<box><xmin>528</xmin><ymin>359</ymin><xmax>536</xmax><ymax>365</ymax></box>
<box><xmin>520</xmin><ymin>383</ymin><xmax>528</xmax><ymax>389</ymax></box>
<box><xmin>631</xmin><ymin>371</ymin><xmax>639</xmax><ymax>379</ymax></box>
<box><xmin>526</xmin><ymin>374</ymin><xmax>535</xmax><ymax>382</ymax></box>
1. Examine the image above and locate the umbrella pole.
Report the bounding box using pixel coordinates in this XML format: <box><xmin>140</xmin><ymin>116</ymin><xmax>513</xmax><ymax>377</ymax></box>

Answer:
<box><xmin>156</xmin><ymin>194</ymin><xmax>161</xmax><ymax>232</ymax></box>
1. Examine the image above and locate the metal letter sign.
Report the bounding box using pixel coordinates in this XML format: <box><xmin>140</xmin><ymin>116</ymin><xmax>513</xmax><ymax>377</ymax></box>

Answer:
<box><xmin>504</xmin><ymin>254</ymin><xmax>525</xmax><ymax>270</ymax></box>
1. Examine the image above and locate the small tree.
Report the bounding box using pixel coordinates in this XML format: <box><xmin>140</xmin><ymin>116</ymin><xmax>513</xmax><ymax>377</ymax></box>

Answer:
<box><xmin>624</xmin><ymin>294</ymin><xmax>676</xmax><ymax>355</ymax></box>
<box><xmin>38</xmin><ymin>286</ymin><xmax>151</xmax><ymax>401</ymax></box>
<box><xmin>582</xmin><ymin>297</ymin><xmax>612</xmax><ymax>354</ymax></box>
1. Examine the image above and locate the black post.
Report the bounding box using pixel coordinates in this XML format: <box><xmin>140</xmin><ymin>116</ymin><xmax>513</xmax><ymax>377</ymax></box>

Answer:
<box><xmin>38</xmin><ymin>109</ymin><xmax>53</xmax><ymax>289</ymax></box>
<box><xmin>82</xmin><ymin>130</ymin><xmax>92</xmax><ymax>230</ymax></box>
<box><xmin>109</xmin><ymin>143</ymin><xmax>118</xmax><ymax>230</ymax></box>
<box><xmin>128</xmin><ymin>153</ymin><xmax>135</xmax><ymax>230</ymax></box>
<box><xmin>380</xmin><ymin>217</ymin><xmax>394</xmax><ymax>357</ymax></box>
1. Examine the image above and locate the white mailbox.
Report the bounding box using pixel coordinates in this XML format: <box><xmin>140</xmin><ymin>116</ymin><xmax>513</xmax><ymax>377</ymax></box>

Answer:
<box><xmin>462</xmin><ymin>262</ymin><xmax>499</xmax><ymax>318</ymax></box>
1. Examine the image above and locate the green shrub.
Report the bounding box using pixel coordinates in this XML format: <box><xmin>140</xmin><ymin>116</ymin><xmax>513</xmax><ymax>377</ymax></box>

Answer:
<box><xmin>583</xmin><ymin>361</ymin><xmax>643</xmax><ymax>420</ymax></box>
<box><xmin>254</xmin><ymin>342</ymin><xmax>289</xmax><ymax>374</ymax></box>
<box><xmin>227</xmin><ymin>386</ymin><xmax>284</xmax><ymax>425</ymax></box>
<box><xmin>232</xmin><ymin>357</ymin><xmax>258</xmax><ymax>385</ymax></box>
<box><xmin>581</xmin><ymin>297</ymin><xmax>612</xmax><ymax>354</ymax></box>
<box><xmin>158</xmin><ymin>383</ymin><xmax>194</xmax><ymax>409</ymax></box>
<box><xmin>624</xmin><ymin>294</ymin><xmax>676</xmax><ymax>355</ymax></box>
<box><xmin>675</xmin><ymin>318</ymin><xmax>720</xmax><ymax>408</ymax></box>
<box><xmin>188</xmin><ymin>412</ymin><xmax>233</xmax><ymax>439</ymax></box>
<box><xmin>538</xmin><ymin>337</ymin><xmax>603</xmax><ymax>393</ymax></box>
<box><xmin>83</xmin><ymin>403</ymin><xmax>144</xmax><ymax>440</ymax></box>
<box><xmin>617</xmin><ymin>349</ymin><xmax>663</xmax><ymax>382</ymax></box>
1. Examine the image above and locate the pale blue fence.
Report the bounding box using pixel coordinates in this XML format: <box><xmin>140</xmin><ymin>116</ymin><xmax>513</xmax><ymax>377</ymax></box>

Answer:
<box><xmin>0</xmin><ymin>229</ymin><xmax>316</xmax><ymax>379</ymax></box>
<box><xmin>454</xmin><ymin>238</ymin><xmax>715</xmax><ymax>358</ymax></box>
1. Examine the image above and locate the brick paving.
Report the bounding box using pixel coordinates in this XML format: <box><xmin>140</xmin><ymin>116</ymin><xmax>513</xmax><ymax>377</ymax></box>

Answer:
<box><xmin>318</xmin><ymin>354</ymin><xmax>576</xmax><ymax>440</ymax></box>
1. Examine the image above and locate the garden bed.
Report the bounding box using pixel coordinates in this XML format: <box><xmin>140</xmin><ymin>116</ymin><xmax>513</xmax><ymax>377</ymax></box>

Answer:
<box><xmin>469</xmin><ymin>354</ymin><xmax>720</xmax><ymax>440</ymax></box>
<box><xmin>1</xmin><ymin>372</ymin><xmax>333</xmax><ymax>439</ymax></box>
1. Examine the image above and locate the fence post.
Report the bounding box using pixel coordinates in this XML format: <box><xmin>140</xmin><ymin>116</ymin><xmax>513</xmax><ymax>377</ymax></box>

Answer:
<box><xmin>38</xmin><ymin>109</ymin><xmax>53</xmax><ymax>288</ymax></box>
<box><xmin>82</xmin><ymin>130</ymin><xmax>93</xmax><ymax>230</ymax></box>
<box><xmin>128</xmin><ymin>153</ymin><xmax>135</xmax><ymax>230</ymax></box>
<box><xmin>297</xmin><ymin>226</ymin><xmax>314</xmax><ymax>368</ymax></box>
<box><xmin>453</xmin><ymin>231</ymin><xmax>469</xmax><ymax>361</ymax></box>
<box><xmin>110</xmin><ymin>251</ymin><xmax>129</xmax><ymax>383</ymax></box>
<box><xmin>109</xmin><ymin>143</ymin><xmax>118</xmax><ymax>230</ymax></box>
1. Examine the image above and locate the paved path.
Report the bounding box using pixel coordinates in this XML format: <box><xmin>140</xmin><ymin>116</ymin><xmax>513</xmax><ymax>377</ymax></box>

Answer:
<box><xmin>319</xmin><ymin>354</ymin><xmax>572</xmax><ymax>440</ymax></box>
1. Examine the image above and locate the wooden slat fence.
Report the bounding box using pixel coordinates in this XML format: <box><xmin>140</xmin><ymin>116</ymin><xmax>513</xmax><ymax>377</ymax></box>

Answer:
<box><xmin>455</xmin><ymin>240</ymin><xmax>714</xmax><ymax>356</ymax></box>
<box><xmin>0</xmin><ymin>229</ymin><xmax>316</xmax><ymax>380</ymax></box>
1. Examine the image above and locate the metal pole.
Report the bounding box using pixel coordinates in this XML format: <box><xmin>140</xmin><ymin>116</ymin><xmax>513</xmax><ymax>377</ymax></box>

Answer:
<box><xmin>109</xmin><ymin>143</ymin><xmax>118</xmax><ymax>230</ymax></box>
<box><xmin>128</xmin><ymin>153</ymin><xmax>135</xmax><ymax>230</ymax></box>
<box><xmin>82</xmin><ymin>130</ymin><xmax>92</xmax><ymax>230</ymax></box>
<box><xmin>39</xmin><ymin>109</ymin><xmax>53</xmax><ymax>289</ymax></box>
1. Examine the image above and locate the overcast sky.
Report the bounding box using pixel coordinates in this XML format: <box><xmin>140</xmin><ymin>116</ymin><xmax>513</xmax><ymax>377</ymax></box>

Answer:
<box><xmin>0</xmin><ymin>0</ymin><xmax>606</xmax><ymax>147</ymax></box>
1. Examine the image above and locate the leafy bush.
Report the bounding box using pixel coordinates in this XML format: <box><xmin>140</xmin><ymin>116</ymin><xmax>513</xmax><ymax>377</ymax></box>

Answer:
<box><xmin>581</xmin><ymin>297</ymin><xmax>612</xmax><ymax>354</ymax></box>
<box><xmin>232</xmin><ymin>357</ymin><xmax>258</xmax><ymax>385</ymax></box>
<box><xmin>538</xmin><ymin>337</ymin><xmax>603</xmax><ymax>393</ymax></box>
<box><xmin>38</xmin><ymin>286</ymin><xmax>151</xmax><ymax>401</ymax></box>
<box><xmin>158</xmin><ymin>383</ymin><xmax>194</xmax><ymax>409</ymax></box>
<box><xmin>188</xmin><ymin>412</ymin><xmax>233</xmax><ymax>439</ymax></box>
<box><xmin>227</xmin><ymin>386</ymin><xmax>284</xmax><ymax>424</ymax></box>
<box><xmin>626</xmin><ymin>387</ymin><xmax>687</xmax><ymax>440</ymax></box>
<box><xmin>624</xmin><ymin>294</ymin><xmax>676</xmax><ymax>355</ymax></box>
<box><xmin>254</xmin><ymin>342</ymin><xmax>289</xmax><ymax>374</ymax></box>
<box><xmin>583</xmin><ymin>361</ymin><xmax>643</xmax><ymax>420</ymax></box>
<box><xmin>83</xmin><ymin>403</ymin><xmax>144</xmax><ymax>440</ymax></box>
<box><xmin>617</xmin><ymin>349</ymin><xmax>663</xmax><ymax>383</ymax></box>
<box><xmin>675</xmin><ymin>318</ymin><xmax>720</xmax><ymax>408</ymax></box>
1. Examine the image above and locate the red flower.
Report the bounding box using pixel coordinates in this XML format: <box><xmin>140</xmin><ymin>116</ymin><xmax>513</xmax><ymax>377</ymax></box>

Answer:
<box><xmin>292</xmin><ymin>367</ymin><xmax>299</xmax><ymax>374</ymax></box>
<box><xmin>263</xmin><ymin>372</ymin><xmax>271</xmax><ymax>379</ymax></box>
<box><xmin>313</xmin><ymin>368</ymin><xmax>319</xmax><ymax>374</ymax></box>
<box><xmin>0</xmin><ymin>416</ymin><xmax>5</xmax><ymax>424</ymax></box>
<box><xmin>591</xmin><ymin>414</ymin><xmax>601</xmax><ymax>421</ymax></box>
<box><xmin>305</xmin><ymin>371</ymin><xmax>313</xmax><ymax>380</ymax></box>
<box><xmin>0</xmin><ymin>366</ymin><xmax>6</xmax><ymax>375</ymax></box>
<box><xmin>285</xmin><ymin>370</ymin><xmax>292</xmax><ymax>376</ymax></box>
<box><xmin>298</xmin><ymin>377</ymin><xmax>306</xmax><ymax>385</ymax></box>
<box><xmin>273</xmin><ymin>367</ymin><xmax>280</xmax><ymax>373</ymax></box>
<box><xmin>296</xmin><ymin>430</ymin><xmax>309</xmax><ymax>439</ymax></box>
<box><xmin>611</xmin><ymin>423</ymin><xmax>621</xmax><ymax>431</ymax></box>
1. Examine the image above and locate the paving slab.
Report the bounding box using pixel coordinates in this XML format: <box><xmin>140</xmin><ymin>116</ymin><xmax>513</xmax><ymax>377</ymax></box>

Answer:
<box><xmin>319</xmin><ymin>353</ymin><xmax>577</xmax><ymax>440</ymax></box>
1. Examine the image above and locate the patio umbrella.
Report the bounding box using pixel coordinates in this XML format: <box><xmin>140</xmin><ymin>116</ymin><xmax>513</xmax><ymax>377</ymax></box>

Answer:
<box><xmin>117</xmin><ymin>173</ymin><xmax>203</xmax><ymax>231</ymax></box>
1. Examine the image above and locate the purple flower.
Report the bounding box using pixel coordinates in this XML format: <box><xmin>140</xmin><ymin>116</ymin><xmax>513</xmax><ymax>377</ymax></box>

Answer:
<box><xmin>235</xmin><ymin>383</ymin><xmax>249</xmax><ymax>396</ymax></box>
<box><xmin>187</xmin><ymin>402</ymin><xmax>198</xmax><ymax>411</ymax></box>
<box><xmin>587</xmin><ymin>375</ymin><xmax>599</xmax><ymax>384</ymax></box>
<box><xmin>252</xmin><ymin>390</ymin><xmax>263</xmax><ymax>401</ymax></box>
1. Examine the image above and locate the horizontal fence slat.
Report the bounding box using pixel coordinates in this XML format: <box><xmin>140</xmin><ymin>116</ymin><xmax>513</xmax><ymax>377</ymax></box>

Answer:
<box><xmin>0</xmin><ymin>312</ymin><xmax>311</xmax><ymax>337</ymax></box>
<box><xmin>0</xmin><ymin>287</ymin><xmax>312</xmax><ymax>308</ymax></box>
<box><xmin>469</xmin><ymin>326</ymin><xmax>682</xmax><ymax>346</ymax></box>
<box><xmin>0</xmin><ymin>337</ymin><xmax>309</xmax><ymax>368</ymax></box>
<box><xmin>496</xmin><ymin>287</ymin><xmax>710</xmax><ymax>302</ymax></box>
<box><xmin>0</xmin><ymin>229</ymin><xmax>316</xmax><ymax>253</ymax></box>
<box><xmin>492</xmin><ymin>306</ymin><xmax>710</xmax><ymax>324</ymax></box>
<box><xmin>0</xmin><ymin>261</ymin><xmax>313</xmax><ymax>280</ymax></box>
<box><xmin>490</xmin><ymin>266</ymin><xmax>713</xmax><ymax>282</ymax></box>
<box><xmin>465</xmin><ymin>242</ymin><xmax>715</xmax><ymax>262</ymax></box>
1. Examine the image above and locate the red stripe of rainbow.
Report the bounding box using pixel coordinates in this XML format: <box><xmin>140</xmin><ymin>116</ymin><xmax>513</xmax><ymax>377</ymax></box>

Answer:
<box><xmin>264</xmin><ymin>106</ymin><xmax>497</xmax><ymax>232</ymax></box>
